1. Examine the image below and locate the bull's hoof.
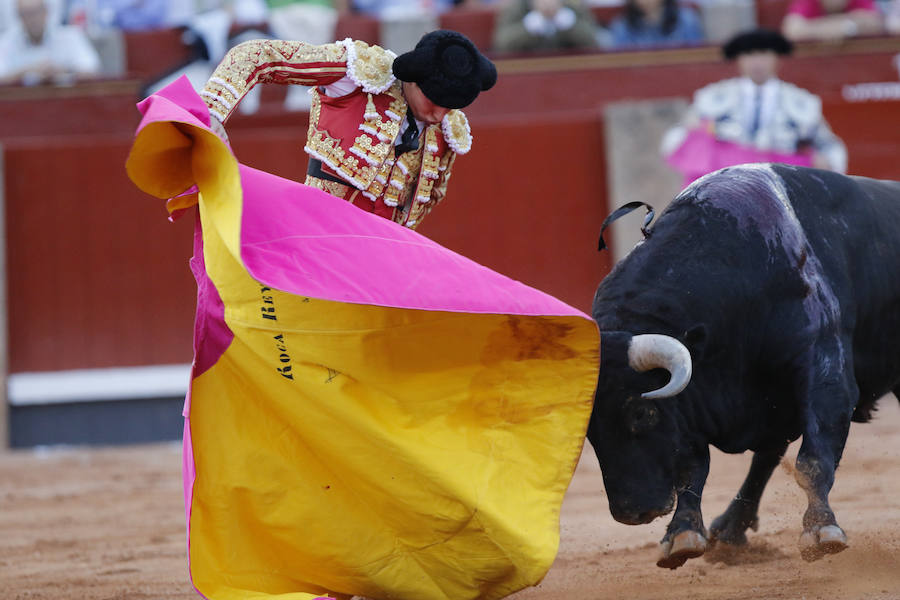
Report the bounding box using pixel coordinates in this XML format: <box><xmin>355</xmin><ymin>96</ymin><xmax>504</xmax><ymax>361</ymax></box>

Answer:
<box><xmin>799</xmin><ymin>525</ymin><xmax>848</xmax><ymax>562</ymax></box>
<box><xmin>656</xmin><ymin>530</ymin><xmax>708</xmax><ymax>569</ymax></box>
<box><xmin>709</xmin><ymin>514</ymin><xmax>758</xmax><ymax>547</ymax></box>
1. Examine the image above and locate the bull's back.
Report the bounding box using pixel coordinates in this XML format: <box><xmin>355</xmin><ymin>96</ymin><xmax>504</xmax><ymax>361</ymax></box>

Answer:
<box><xmin>596</xmin><ymin>165</ymin><xmax>810</xmax><ymax>332</ymax></box>
<box><xmin>773</xmin><ymin>166</ymin><xmax>900</xmax><ymax>310</ymax></box>
<box><xmin>773</xmin><ymin>166</ymin><xmax>900</xmax><ymax>403</ymax></box>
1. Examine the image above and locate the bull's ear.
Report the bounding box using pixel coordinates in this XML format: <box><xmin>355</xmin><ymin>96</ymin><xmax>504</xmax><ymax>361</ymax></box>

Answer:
<box><xmin>683</xmin><ymin>325</ymin><xmax>708</xmax><ymax>359</ymax></box>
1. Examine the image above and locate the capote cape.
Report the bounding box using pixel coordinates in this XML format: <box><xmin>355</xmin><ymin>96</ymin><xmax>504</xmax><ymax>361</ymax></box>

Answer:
<box><xmin>125</xmin><ymin>77</ymin><xmax>600</xmax><ymax>600</ymax></box>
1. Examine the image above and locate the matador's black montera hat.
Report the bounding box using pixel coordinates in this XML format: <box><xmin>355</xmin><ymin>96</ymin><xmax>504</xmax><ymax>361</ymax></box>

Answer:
<box><xmin>392</xmin><ymin>30</ymin><xmax>497</xmax><ymax>110</ymax></box>
<box><xmin>722</xmin><ymin>28</ymin><xmax>794</xmax><ymax>60</ymax></box>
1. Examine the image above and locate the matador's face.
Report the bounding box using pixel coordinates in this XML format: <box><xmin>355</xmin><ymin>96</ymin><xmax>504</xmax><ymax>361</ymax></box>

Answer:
<box><xmin>402</xmin><ymin>82</ymin><xmax>451</xmax><ymax>125</ymax></box>
<box><xmin>736</xmin><ymin>50</ymin><xmax>779</xmax><ymax>85</ymax></box>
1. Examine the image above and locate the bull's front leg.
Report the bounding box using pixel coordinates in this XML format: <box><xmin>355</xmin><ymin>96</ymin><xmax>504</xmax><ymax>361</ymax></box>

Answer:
<box><xmin>709</xmin><ymin>442</ymin><xmax>789</xmax><ymax>546</ymax></box>
<box><xmin>794</xmin><ymin>342</ymin><xmax>856</xmax><ymax>561</ymax></box>
<box><xmin>657</xmin><ymin>447</ymin><xmax>710</xmax><ymax>569</ymax></box>
<box><xmin>795</xmin><ymin>426</ymin><xmax>851</xmax><ymax>561</ymax></box>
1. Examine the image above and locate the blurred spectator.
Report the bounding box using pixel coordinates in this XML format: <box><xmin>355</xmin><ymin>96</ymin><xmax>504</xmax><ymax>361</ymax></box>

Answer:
<box><xmin>267</xmin><ymin>0</ymin><xmax>346</xmax><ymax>45</ymax></box>
<box><xmin>881</xmin><ymin>0</ymin><xmax>900</xmax><ymax>32</ymax></box>
<box><xmin>229</xmin><ymin>0</ymin><xmax>270</xmax><ymax>23</ymax></box>
<box><xmin>351</xmin><ymin>1</ymin><xmax>488</xmax><ymax>54</ymax></box>
<box><xmin>0</xmin><ymin>0</ymin><xmax>13</xmax><ymax>31</ymax></box>
<box><xmin>141</xmin><ymin>1</ymin><xmax>269</xmax><ymax>103</ymax></box>
<box><xmin>493</xmin><ymin>0</ymin><xmax>599</xmax><ymax>52</ymax></box>
<box><xmin>605</xmin><ymin>0</ymin><xmax>705</xmax><ymax>48</ymax></box>
<box><xmin>450</xmin><ymin>0</ymin><xmax>498</xmax><ymax>6</ymax></box>
<box><xmin>0</xmin><ymin>0</ymin><xmax>101</xmax><ymax>85</ymax></box>
<box><xmin>697</xmin><ymin>0</ymin><xmax>756</xmax><ymax>44</ymax></box>
<box><xmin>66</xmin><ymin>0</ymin><xmax>170</xmax><ymax>31</ymax></box>
<box><xmin>661</xmin><ymin>28</ymin><xmax>847</xmax><ymax>183</ymax></box>
<box><xmin>782</xmin><ymin>0</ymin><xmax>884</xmax><ymax>41</ymax></box>
<box><xmin>350</xmin><ymin>0</ymin><xmax>452</xmax><ymax>17</ymax></box>
<box><xmin>266</xmin><ymin>0</ymin><xmax>347</xmax><ymax>110</ymax></box>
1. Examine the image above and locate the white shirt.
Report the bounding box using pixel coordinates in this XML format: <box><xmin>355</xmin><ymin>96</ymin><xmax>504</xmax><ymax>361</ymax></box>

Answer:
<box><xmin>0</xmin><ymin>20</ymin><xmax>101</xmax><ymax>84</ymax></box>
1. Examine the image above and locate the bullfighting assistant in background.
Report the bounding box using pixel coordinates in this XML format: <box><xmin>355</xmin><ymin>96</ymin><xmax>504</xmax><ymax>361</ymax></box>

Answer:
<box><xmin>125</xmin><ymin>77</ymin><xmax>600</xmax><ymax>600</ymax></box>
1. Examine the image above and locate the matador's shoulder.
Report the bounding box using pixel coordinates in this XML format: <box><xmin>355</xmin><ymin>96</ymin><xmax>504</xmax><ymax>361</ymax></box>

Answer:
<box><xmin>342</xmin><ymin>39</ymin><xmax>397</xmax><ymax>95</ymax></box>
<box><xmin>441</xmin><ymin>110</ymin><xmax>472</xmax><ymax>155</ymax></box>
<box><xmin>693</xmin><ymin>78</ymin><xmax>741</xmax><ymax>113</ymax></box>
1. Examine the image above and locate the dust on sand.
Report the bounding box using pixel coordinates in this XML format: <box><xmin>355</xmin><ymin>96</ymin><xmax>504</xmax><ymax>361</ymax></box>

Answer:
<box><xmin>3</xmin><ymin>402</ymin><xmax>899</xmax><ymax>600</ymax></box>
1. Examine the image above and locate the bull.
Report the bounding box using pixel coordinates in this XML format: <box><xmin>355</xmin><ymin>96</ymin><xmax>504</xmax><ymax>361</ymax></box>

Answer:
<box><xmin>588</xmin><ymin>164</ymin><xmax>900</xmax><ymax>569</ymax></box>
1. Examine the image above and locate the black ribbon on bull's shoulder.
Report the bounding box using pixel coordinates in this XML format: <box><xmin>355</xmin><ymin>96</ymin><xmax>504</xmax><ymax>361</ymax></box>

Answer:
<box><xmin>597</xmin><ymin>201</ymin><xmax>656</xmax><ymax>252</ymax></box>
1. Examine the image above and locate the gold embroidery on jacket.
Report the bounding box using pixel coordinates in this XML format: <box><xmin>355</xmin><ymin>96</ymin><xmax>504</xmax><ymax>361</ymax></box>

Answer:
<box><xmin>363</xmin><ymin>159</ymin><xmax>395</xmax><ymax>202</ymax></box>
<box><xmin>386</xmin><ymin>89</ymin><xmax>406</xmax><ymax>121</ymax></box>
<box><xmin>441</xmin><ymin>110</ymin><xmax>472</xmax><ymax>155</ymax></box>
<box><xmin>349</xmin><ymin>133</ymin><xmax>392</xmax><ymax>167</ymax></box>
<box><xmin>347</xmin><ymin>40</ymin><xmax>396</xmax><ymax>93</ymax></box>
<box><xmin>305</xmin><ymin>91</ymin><xmax>380</xmax><ymax>189</ymax></box>
<box><xmin>385</xmin><ymin>150</ymin><xmax>422</xmax><ymax>208</ymax></box>
<box><xmin>432</xmin><ymin>153</ymin><xmax>456</xmax><ymax>206</ymax></box>
<box><xmin>202</xmin><ymin>40</ymin><xmax>347</xmax><ymax>122</ymax></box>
<box><xmin>304</xmin><ymin>129</ymin><xmax>377</xmax><ymax>190</ymax></box>
<box><xmin>308</xmin><ymin>86</ymin><xmax>322</xmax><ymax>125</ymax></box>
<box><xmin>383</xmin><ymin>173</ymin><xmax>403</xmax><ymax>207</ymax></box>
<box><xmin>359</xmin><ymin>112</ymin><xmax>401</xmax><ymax>143</ymax></box>
<box><xmin>422</xmin><ymin>153</ymin><xmax>440</xmax><ymax>179</ymax></box>
<box><xmin>305</xmin><ymin>176</ymin><xmax>352</xmax><ymax>199</ymax></box>
<box><xmin>410</xmin><ymin>126</ymin><xmax>442</xmax><ymax>205</ymax></box>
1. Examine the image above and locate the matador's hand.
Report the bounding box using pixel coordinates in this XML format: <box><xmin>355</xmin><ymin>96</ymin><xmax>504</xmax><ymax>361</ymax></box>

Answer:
<box><xmin>209</xmin><ymin>116</ymin><xmax>230</xmax><ymax>146</ymax></box>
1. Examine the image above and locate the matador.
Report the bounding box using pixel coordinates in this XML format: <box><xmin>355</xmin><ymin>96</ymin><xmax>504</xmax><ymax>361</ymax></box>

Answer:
<box><xmin>201</xmin><ymin>29</ymin><xmax>497</xmax><ymax>229</ymax></box>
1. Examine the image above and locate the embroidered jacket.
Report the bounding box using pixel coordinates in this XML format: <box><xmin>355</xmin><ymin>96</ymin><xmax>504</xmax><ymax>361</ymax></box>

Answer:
<box><xmin>201</xmin><ymin>38</ymin><xmax>473</xmax><ymax>229</ymax></box>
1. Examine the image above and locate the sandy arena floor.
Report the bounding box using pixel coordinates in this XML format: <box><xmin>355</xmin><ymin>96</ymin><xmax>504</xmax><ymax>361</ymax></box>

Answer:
<box><xmin>3</xmin><ymin>401</ymin><xmax>899</xmax><ymax>600</ymax></box>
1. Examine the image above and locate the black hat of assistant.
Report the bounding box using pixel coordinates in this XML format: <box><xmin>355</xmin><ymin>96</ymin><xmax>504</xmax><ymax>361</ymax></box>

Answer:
<box><xmin>722</xmin><ymin>28</ymin><xmax>794</xmax><ymax>60</ymax></box>
<box><xmin>392</xmin><ymin>30</ymin><xmax>497</xmax><ymax>110</ymax></box>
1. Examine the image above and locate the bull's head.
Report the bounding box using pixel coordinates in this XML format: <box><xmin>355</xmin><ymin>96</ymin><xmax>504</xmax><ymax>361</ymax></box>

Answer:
<box><xmin>588</xmin><ymin>331</ymin><xmax>694</xmax><ymax>525</ymax></box>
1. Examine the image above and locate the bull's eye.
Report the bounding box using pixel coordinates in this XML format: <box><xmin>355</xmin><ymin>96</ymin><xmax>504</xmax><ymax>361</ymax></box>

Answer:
<box><xmin>625</xmin><ymin>399</ymin><xmax>659</xmax><ymax>434</ymax></box>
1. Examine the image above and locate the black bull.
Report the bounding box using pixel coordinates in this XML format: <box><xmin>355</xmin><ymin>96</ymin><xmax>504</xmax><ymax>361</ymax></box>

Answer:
<box><xmin>588</xmin><ymin>164</ymin><xmax>900</xmax><ymax>569</ymax></box>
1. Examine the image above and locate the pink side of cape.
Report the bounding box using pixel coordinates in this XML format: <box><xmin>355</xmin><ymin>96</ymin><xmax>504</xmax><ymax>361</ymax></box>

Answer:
<box><xmin>237</xmin><ymin>164</ymin><xmax>588</xmax><ymax>317</ymax></box>
<box><xmin>667</xmin><ymin>128</ymin><xmax>813</xmax><ymax>185</ymax></box>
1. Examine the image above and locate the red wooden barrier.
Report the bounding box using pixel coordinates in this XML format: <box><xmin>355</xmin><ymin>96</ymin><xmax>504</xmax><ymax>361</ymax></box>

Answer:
<box><xmin>4</xmin><ymin>136</ymin><xmax>196</xmax><ymax>372</ymax></box>
<box><xmin>124</xmin><ymin>28</ymin><xmax>193</xmax><ymax>80</ymax></box>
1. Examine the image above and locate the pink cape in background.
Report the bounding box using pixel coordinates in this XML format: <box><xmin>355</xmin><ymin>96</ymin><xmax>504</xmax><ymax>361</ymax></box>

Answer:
<box><xmin>667</xmin><ymin>128</ymin><xmax>813</xmax><ymax>186</ymax></box>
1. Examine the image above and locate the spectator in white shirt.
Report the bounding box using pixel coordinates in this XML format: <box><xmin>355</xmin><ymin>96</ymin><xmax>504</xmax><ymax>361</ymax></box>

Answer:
<box><xmin>0</xmin><ymin>0</ymin><xmax>101</xmax><ymax>85</ymax></box>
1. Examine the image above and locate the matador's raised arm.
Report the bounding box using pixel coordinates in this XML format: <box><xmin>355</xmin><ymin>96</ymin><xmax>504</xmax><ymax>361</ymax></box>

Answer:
<box><xmin>200</xmin><ymin>39</ymin><xmax>351</xmax><ymax>125</ymax></box>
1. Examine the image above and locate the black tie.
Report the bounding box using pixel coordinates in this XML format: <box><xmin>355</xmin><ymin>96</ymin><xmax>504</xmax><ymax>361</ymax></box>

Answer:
<box><xmin>749</xmin><ymin>87</ymin><xmax>762</xmax><ymax>139</ymax></box>
<box><xmin>395</xmin><ymin>109</ymin><xmax>420</xmax><ymax>156</ymax></box>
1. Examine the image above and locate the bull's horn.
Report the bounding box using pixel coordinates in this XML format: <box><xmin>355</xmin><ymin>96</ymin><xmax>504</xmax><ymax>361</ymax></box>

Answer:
<box><xmin>627</xmin><ymin>334</ymin><xmax>692</xmax><ymax>399</ymax></box>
